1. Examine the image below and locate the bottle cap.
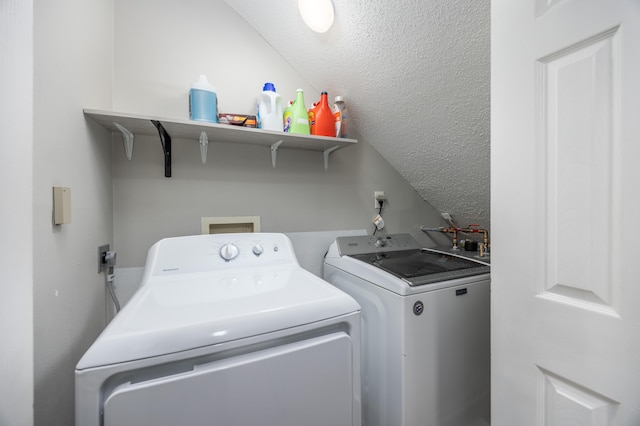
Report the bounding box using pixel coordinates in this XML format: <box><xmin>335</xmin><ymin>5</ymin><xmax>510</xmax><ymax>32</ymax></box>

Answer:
<box><xmin>263</xmin><ymin>82</ymin><xmax>276</xmax><ymax>92</ymax></box>
<box><xmin>334</xmin><ymin>95</ymin><xmax>344</xmax><ymax>102</ymax></box>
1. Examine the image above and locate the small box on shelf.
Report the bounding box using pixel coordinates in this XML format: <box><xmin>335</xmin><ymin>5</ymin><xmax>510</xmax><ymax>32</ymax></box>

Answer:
<box><xmin>217</xmin><ymin>113</ymin><xmax>257</xmax><ymax>128</ymax></box>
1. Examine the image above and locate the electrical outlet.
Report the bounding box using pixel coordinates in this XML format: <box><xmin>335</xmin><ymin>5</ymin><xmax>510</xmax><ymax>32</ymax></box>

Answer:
<box><xmin>374</xmin><ymin>191</ymin><xmax>386</xmax><ymax>209</ymax></box>
<box><xmin>98</xmin><ymin>244</ymin><xmax>110</xmax><ymax>273</ymax></box>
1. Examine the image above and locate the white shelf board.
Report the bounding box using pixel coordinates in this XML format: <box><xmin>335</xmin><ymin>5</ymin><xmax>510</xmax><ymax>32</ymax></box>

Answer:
<box><xmin>84</xmin><ymin>109</ymin><xmax>357</xmax><ymax>152</ymax></box>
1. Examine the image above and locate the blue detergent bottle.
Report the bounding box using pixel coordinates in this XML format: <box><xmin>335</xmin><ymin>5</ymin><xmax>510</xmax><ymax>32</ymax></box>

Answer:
<box><xmin>189</xmin><ymin>75</ymin><xmax>218</xmax><ymax>123</ymax></box>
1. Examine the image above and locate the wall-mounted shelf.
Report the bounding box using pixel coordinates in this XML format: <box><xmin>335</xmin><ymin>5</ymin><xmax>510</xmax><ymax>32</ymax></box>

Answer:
<box><xmin>84</xmin><ymin>109</ymin><xmax>357</xmax><ymax>177</ymax></box>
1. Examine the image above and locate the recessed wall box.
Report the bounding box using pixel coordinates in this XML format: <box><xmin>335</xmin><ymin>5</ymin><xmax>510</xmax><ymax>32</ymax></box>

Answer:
<box><xmin>201</xmin><ymin>216</ymin><xmax>261</xmax><ymax>234</ymax></box>
<box><xmin>53</xmin><ymin>186</ymin><xmax>71</xmax><ymax>225</ymax></box>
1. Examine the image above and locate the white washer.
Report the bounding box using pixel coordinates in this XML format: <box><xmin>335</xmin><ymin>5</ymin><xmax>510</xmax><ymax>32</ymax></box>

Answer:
<box><xmin>76</xmin><ymin>233</ymin><xmax>361</xmax><ymax>426</ymax></box>
<box><xmin>323</xmin><ymin>233</ymin><xmax>490</xmax><ymax>426</ymax></box>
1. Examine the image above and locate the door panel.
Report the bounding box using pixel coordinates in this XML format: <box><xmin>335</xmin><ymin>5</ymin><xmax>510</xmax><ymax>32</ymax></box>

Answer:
<box><xmin>537</xmin><ymin>27</ymin><xmax>620</xmax><ymax>316</ymax></box>
<box><xmin>538</xmin><ymin>367</ymin><xmax>619</xmax><ymax>426</ymax></box>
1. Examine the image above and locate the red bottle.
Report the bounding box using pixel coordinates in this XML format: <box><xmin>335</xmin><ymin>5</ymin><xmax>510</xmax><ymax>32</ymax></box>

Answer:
<box><xmin>312</xmin><ymin>92</ymin><xmax>335</xmax><ymax>137</ymax></box>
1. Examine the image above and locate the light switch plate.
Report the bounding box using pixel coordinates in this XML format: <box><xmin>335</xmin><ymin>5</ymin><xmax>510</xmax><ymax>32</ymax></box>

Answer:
<box><xmin>53</xmin><ymin>186</ymin><xmax>71</xmax><ymax>224</ymax></box>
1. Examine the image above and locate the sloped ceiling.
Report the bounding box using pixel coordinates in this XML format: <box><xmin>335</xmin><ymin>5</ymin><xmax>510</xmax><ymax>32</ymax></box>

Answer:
<box><xmin>224</xmin><ymin>0</ymin><xmax>491</xmax><ymax>230</ymax></box>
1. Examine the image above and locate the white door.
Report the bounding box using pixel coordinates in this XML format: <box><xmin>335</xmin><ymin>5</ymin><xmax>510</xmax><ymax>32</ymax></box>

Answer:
<box><xmin>492</xmin><ymin>0</ymin><xmax>640</xmax><ymax>425</ymax></box>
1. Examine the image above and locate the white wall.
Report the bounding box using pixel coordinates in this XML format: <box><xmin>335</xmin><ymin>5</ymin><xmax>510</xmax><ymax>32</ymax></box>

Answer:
<box><xmin>0</xmin><ymin>1</ymin><xmax>34</xmax><ymax>425</ymax></box>
<box><xmin>32</xmin><ymin>0</ymin><xmax>114</xmax><ymax>424</ymax></box>
<box><xmin>112</xmin><ymin>0</ymin><xmax>451</xmax><ymax>267</ymax></box>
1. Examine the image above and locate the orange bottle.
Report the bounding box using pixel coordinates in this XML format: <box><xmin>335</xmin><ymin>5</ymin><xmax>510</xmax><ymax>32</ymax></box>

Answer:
<box><xmin>312</xmin><ymin>92</ymin><xmax>335</xmax><ymax>137</ymax></box>
<box><xmin>308</xmin><ymin>102</ymin><xmax>318</xmax><ymax>135</ymax></box>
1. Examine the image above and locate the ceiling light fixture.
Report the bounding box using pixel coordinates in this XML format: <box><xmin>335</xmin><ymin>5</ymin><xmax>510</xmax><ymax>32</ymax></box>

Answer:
<box><xmin>298</xmin><ymin>0</ymin><xmax>335</xmax><ymax>33</ymax></box>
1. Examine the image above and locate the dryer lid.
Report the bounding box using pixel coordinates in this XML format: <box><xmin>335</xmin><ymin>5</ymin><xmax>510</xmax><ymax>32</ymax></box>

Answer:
<box><xmin>76</xmin><ymin>265</ymin><xmax>358</xmax><ymax>369</ymax></box>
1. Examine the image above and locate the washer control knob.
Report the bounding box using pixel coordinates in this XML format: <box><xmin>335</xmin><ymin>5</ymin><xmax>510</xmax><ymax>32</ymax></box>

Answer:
<box><xmin>375</xmin><ymin>237</ymin><xmax>387</xmax><ymax>248</ymax></box>
<box><xmin>252</xmin><ymin>244</ymin><xmax>264</xmax><ymax>256</ymax></box>
<box><xmin>220</xmin><ymin>243</ymin><xmax>239</xmax><ymax>261</ymax></box>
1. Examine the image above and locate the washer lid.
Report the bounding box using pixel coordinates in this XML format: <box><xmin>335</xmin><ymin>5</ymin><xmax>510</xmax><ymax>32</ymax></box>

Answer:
<box><xmin>350</xmin><ymin>249</ymin><xmax>490</xmax><ymax>286</ymax></box>
<box><xmin>76</xmin><ymin>266</ymin><xmax>359</xmax><ymax>369</ymax></box>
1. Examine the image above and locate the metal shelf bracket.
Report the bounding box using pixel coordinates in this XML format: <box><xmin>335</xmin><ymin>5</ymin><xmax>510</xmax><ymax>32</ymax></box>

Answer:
<box><xmin>199</xmin><ymin>131</ymin><xmax>209</xmax><ymax>165</ymax></box>
<box><xmin>271</xmin><ymin>140</ymin><xmax>284</xmax><ymax>168</ymax></box>
<box><xmin>323</xmin><ymin>146</ymin><xmax>340</xmax><ymax>171</ymax></box>
<box><xmin>113</xmin><ymin>122</ymin><xmax>134</xmax><ymax>160</ymax></box>
<box><xmin>151</xmin><ymin>120</ymin><xmax>172</xmax><ymax>178</ymax></box>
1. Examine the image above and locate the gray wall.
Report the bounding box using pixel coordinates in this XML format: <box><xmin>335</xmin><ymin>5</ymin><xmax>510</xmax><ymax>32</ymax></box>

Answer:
<box><xmin>4</xmin><ymin>0</ymin><xmax>451</xmax><ymax>424</ymax></box>
<box><xmin>112</xmin><ymin>0</ymin><xmax>450</xmax><ymax>267</ymax></box>
<box><xmin>113</xmin><ymin>131</ymin><xmax>449</xmax><ymax>266</ymax></box>
<box><xmin>32</xmin><ymin>0</ymin><xmax>114</xmax><ymax>424</ymax></box>
<box><xmin>0</xmin><ymin>1</ymin><xmax>34</xmax><ymax>425</ymax></box>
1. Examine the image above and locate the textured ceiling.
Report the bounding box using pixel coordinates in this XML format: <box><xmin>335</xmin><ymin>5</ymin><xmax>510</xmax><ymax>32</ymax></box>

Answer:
<box><xmin>224</xmin><ymin>0</ymin><xmax>491</xmax><ymax>229</ymax></box>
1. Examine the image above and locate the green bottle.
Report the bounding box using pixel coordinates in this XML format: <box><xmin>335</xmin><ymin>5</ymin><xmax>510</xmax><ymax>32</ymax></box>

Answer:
<box><xmin>283</xmin><ymin>100</ymin><xmax>293</xmax><ymax>132</ymax></box>
<box><xmin>289</xmin><ymin>89</ymin><xmax>310</xmax><ymax>135</ymax></box>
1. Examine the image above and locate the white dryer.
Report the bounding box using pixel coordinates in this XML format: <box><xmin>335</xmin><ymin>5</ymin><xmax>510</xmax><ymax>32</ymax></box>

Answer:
<box><xmin>76</xmin><ymin>233</ymin><xmax>361</xmax><ymax>426</ymax></box>
<box><xmin>323</xmin><ymin>233</ymin><xmax>490</xmax><ymax>426</ymax></box>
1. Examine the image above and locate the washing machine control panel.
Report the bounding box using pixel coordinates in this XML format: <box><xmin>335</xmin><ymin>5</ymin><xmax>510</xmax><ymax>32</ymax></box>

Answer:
<box><xmin>336</xmin><ymin>233</ymin><xmax>420</xmax><ymax>256</ymax></box>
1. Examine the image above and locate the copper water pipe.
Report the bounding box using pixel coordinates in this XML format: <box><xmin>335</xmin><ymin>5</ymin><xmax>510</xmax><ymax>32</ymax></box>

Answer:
<box><xmin>458</xmin><ymin>225</ymin><xmax>490</xmax><ymax>252</ymax></box>
<box><xmin>440</xmin><ymin>227</ymin><xmax>460</xmax><ymax>250</ymax></box>
<box><xmin>421</xmin><ymin>225</ymin><xmax>490</xmax><ymax>253</ymax></box>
